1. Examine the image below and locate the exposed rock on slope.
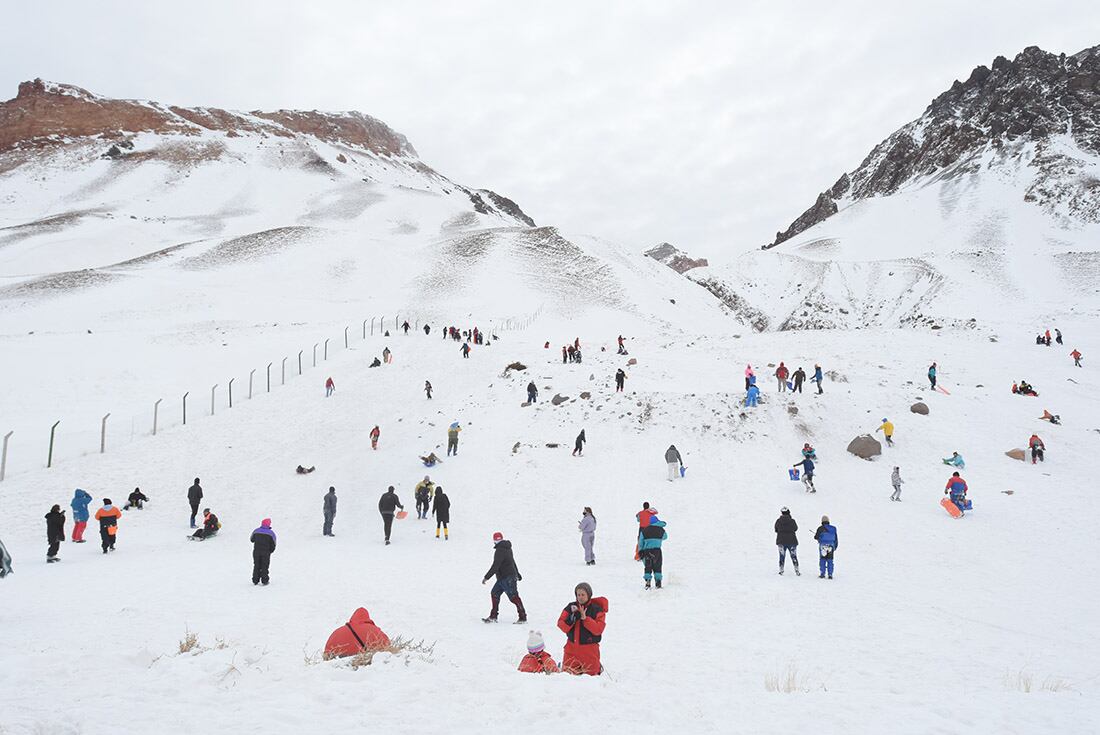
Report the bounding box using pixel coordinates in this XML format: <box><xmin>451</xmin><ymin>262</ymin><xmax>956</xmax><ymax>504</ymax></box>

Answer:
<box><xmin>645</xmin><ymin>242</ymin><xmax>708</xmax><ymax>273</ymax></box>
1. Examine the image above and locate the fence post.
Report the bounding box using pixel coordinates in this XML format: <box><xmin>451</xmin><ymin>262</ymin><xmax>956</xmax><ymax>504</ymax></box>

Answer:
<box><xmin>344</xmin><ymin>326</ymin><xmax>349</xmax><ymax>349</ymax></box>
<box><xmin>153</xmin><ymin>399</ymin><xmax>162</xmax><ymax>435</ymax></box>
<box><xmin>324</xmin><ymin>338</ymin><xmax>330</xmax><ymax>360</ymax></box>
<box><xmin>267</xmin><ymin>362</ymin><xmax>273</xmax><ymax>393</ymax></box>
<box><xmin>363</xmin><ymin>319</ymin><xmax>368</xmax><ymax>339</ymax></box>
<box><xmin>229</xmin><ymin>378</ymin><xmax>235</xmax><ymax>408</ymax></box>
<box><xmin>313</xmin><ymin>343</ymin><xmax>318</xmax><ymax>367</ymax></box>
<box><xmin>100</xmin><ymin>413</ymin><xmax>111</xmax><ymax>453</ymax></box>
<box><xmin>249</xmin><ymin>369</ymin><xmax>256</xmax><ymax>399</ymax></box>
<box><xmin>298</xmin><ymin>350</ymin><xmax>303</xmax><ymax>375</ymax></box>
<box><xmin>0</xmin><ymin>430</ymin><xmax>12</xmax><ymax>481</ymax></box>
<box><xmin>211</xmin><ymin>384</ymin><xmax>218</xmax><ymax>415</ymax></box>
<box><xmin>394</xmin><ymin>315</ymin><xmax>398</xmax><ymax>331</ymax></box>
<box><xmin>183</xmin><ymin>392</ymin><xmax>189</xmax><ymax>425</ymax></box>
<box><xmin>47</xmin><ymin>420</ymin><xmax>60</xmax><ymax>468</ymax></box>
<box><xmin>371</xmin><ymin>318</ymin><xmax>375</xmax><ymax>336</ymax></box>
<box><xmin>282</xmin><ymin>357</ymin><xmax>287</xmax><ymax>385</ymax></box>
<box><xmin>382</xmin><ymin>316</ymin><xmax>386</xmax><ymax>335</ymax></box>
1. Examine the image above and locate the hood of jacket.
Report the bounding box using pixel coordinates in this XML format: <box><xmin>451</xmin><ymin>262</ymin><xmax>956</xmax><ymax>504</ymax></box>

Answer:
<box><xmin>349</xmin><ymin>607</ymin><xmax>375</xmax><ymax>626</ymax></box>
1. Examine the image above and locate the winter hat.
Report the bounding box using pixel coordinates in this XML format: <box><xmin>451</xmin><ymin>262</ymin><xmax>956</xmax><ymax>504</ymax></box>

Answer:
<box><xmin>882</xmin><ymin>418</ymin><xmax>888</xmax><ymax>423</ymax></box>
<box><xmin>527</xmin><ymin>631</ymin><xmax>545</xmax><ymax>654</ymax></box>
<box><xmin>492</xmin><ymin>531</ymin><xmax>504</xmax><ymax>543</ymax></box>
<box><xmin>261</xmin><ymin>518</ymin><xmax>272</xmax><ymax>528</ymax></box>
<box><xmin>821</xmin><ymin>515</ymin><xmax>830</xmax><ymax>524</ymax></box>
<box><xmin>424</xmin><ymin>475</ymin><xmax>431</xmax><ymax>482</ymax></box>
<box><xmin>780</xmin><ymin>507</ymin><xmax>790</xmax><ymax>515</ymax></box>
<box><xmin>51</xmin><ymin>504</ymin><xmax>60</xmax><ymax>512</ymax></box>
<box><xmin>103</xmin><ymin>498</ymin><xmax>112</xmax><ymax>505</ymax></box>
<box><xmin>203</xmin><ymin>508</ymin><xmax>210</xmax><ymax>514</ymax></box>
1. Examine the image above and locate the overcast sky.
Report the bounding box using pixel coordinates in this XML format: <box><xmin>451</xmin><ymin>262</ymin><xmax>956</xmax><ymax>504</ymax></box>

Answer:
<box><xmin>4</xmin><ymin>2</ymin><xmax>1098</xmax><ymax>258</ymax></box>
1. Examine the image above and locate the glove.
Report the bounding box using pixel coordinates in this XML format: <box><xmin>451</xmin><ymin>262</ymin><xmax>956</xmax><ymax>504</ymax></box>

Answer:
<box><xmin>517</xmin><ymin>574</ymin><xmax>523</xmax><ymax>582</ymax></box>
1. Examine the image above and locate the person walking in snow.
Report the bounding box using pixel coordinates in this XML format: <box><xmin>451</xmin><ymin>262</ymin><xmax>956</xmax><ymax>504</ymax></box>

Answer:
<box><xmin>814</xmin><ymin>516</ymin><xmax>838</xmax><ymax>579</ymax></box>
<box><xmin>928</xmin><ymin>362</ymin><xmax>937</xmax><ymax>390</ymax></box>
<box><xmin>402</xmin><ymin>320</ymin><xmax>410</xmax><ymax>335</ymax></box>
<box><xmin>775</xmin><ymin>362</ymin><xmax>789</xmax><ymax>392</ymax></box>
<box><xmin>1055</xmin><ymin>328</ymin><xmax>1063</xmax><ymax>345</ymax></box>
<box><xmin>425</xmin><ymin>380</ymin><xmax>433</xmax><ymax>399</ymax></box>
<box><xmin>792</xmin><ymin>367</ymin><xmax>806</xmax><ymax>394</ymax></box>
<box><xmin>745</xmin><ymin>381</ymin><xmax>760</xmax><ymax>408</ymax></box>
<box><xmin>527</xmin><ymin>381</ymin><xmax>538</xmax><ymax>403</ymax></box>
<box><xmin>383</xmin><ymin>347</ymin><xmax>392</xmax><ymax>364</ymax></box>
<box><xmin>664</xmin><ymin>444</ymin><xmax>683</xmax><ymax>481</ymax></box>
<box><xmin>70</xmin><ymin>488</ymin><xmax>92</xmax><ymax>543</ymax></box>
<box><xmin>1029</xmin><ymin>434</ymin><xmax>1045</xmax><ymax>464</ymax></box>
<box><xmin>573</xmin><ymin>429</ymin><xmax>586</xmax><ymax>456</ymax></box>
<box><xmin>95</xmin><ymin>498</ymin><xmax>121</xmax><ymax>554</ymax></box>
<box><xmin>45</xmin><ymin>504</ymin><xmax>65</xmax><ymax>563</ymax></box>
<box><xmin>415</xmin><ymin>476</ymin><xmax>434</xmax><ymax>519</ymax></box>
<box><xmin>813</xmin><ymin>364</ymin><xmax>824</xmax><ymax>394</ymax></box>
<box><xmin>774</xmin><ymin>507</ymin><xmax>799</xmax><ymax>576</ymax></box>
<box><xmin>744</xmin><ymin>364</ymin><xmax>755</xmax><ymax>391</ymax></box>
<box><xmin>370</xmin><ymin>425</ymin><xmax>381</xmax><ymax>451</ymax></box>
<box><xmin>793</xmin><ymin>457</ymin><xmax>816</xmax><ymax>492</ymax></box>
<box><xmin>890</xmin><ymin>466</ymin><xmax>904</xmax><ymax>501</ymax></box>
<box><xmin>1071</xmin><ymin>348</ymin><xmax>1082</xmax><ymax>367</ymax></box>
<box><xmin>562</xmin><ymin>345</ymin><xmax>568</xmax><ymax>364</ymax></box>
<box><xmin>615</xmin><ymin>369</ymin><xmax>626</xmax><ymax>392</ymax></box>
<box><xmin>250</xmin><ymin>518</ymin><xmax>276</xmax><ymax>585</ymax></box>
<box><xmin>638</xmin><ymin>514</ymin><xmax>667</xmax><ymax>589</ymax></box>
<box><xmin>461</xmin><ymin>342</ymin><xmax>471</xmax><ymax>359</ymax></box>
<box><xmin>323</xmin><ymin>487</ymin><xmax>337</xmax><ymax>536</ymax></box>
<box><xmin>187</xmin><ymin>478</ymin><xmax>203</xmax><ymax>529</ymax></box>
<box><xmin>191</xmin><ymin>509</ymin><xmax>219</xmax><ymax>540</ymax></box>
<box><xmin>482</xmin><ymin>532</ymin><xmax>527</xmax><ymax>623</ymax></box>
<box><xmin>432</xmin><ymin>486</ymin><xmax>450</xmax><ymax>540</ymax></box>
<box><xmin>579</xmin><ymin>507</ymin><xmax>596</xmax><ymax>565</ymax></box>
<box><xmin>876</xmin><ymin>418</ymin><xmax>895</xmax><ymax>447</ymax></box>
<box><xmin>617</xmin><ymin>335</ymin><xmax>627</xmax><ymax>355</ymax></box>
<box><xmin>325</xmin><ymin>377</ymin><xmax>335</xmax><ymax>397</ymax></box>
<box><xmin>557</xmin><ymin>582</ymin><xmax>608</xmax><ymax>675</ymax></box>
<box><xmin>423</xmin><ymin>324</ymin><xmax>431</xmax><ymax>336</ymax></box>
<box><xmin>447</xmin><ymin>422</ymin><xmax>461</xmax><ymax>456</ymax></box>
<box><xmin>378</xmin><ymin>486</ymin><xmax>404</xmax><ymax>545</ymax></box>
<box><xmin>518</xmin><ymin>631</ymin><xmax>560</xmax><ymax>674</ymax></box>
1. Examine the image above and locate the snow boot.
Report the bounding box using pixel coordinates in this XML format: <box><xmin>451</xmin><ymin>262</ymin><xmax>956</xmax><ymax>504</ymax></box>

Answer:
<box><xmin>795</xmin><ymin>568</ymin><xmax>801</xmax><ymax>576</ymax></box>
<box><xmin>435</xmin><ymin>528</ymin><xmax>440</xmax><ymax>539</ymax></box>
<box><xmin>778</xmin><ymin>569</ymin><xmax>784</xmax><ymax>575</ymax></box>
<box><xmin>818</xmin><ymin>573</ymin><xmax>825</xmax><ymax>579</ymax></box>
<box><xmin>655</xmin><ymin>580</ymin><xmax>662</xmax><ymax>589</ymax></box>
<box><xmin>482</xmin><ymin>616</ymin><xmax>498</xmax><ymax>623</ymax></box>
<box><xmin>644</xmin><ymin>580</ymin><xmax>651</xmax><ymax>590</ymax></box>
<box><xmin>47</xmin><ymin>557</ymin><xmax>59</xmax><ymax>563</ymax></box>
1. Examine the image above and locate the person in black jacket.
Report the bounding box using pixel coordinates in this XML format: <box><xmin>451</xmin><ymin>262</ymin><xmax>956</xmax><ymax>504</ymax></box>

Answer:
<box><xmin>432</xmin><ymin>486</ymin><xmax>451</xmax><ymax>540</ymax></box>
<box><xmin>774</xmin><ymin>507</ymin><xmax>800</xmax><ymax>576</ymax></box>
<box><xmin>481</xmin><ymin>532</ymin><xmax>527</xmax><ymax>623</ymax></box>
<box><xmin>123</xmin><ymin>488</ymin><xmax>148</xmax><ymax>510</ymax></box>
<box><xmin>573</xmin><ymin>429</ymin><xmax>586</xmax><ymax>457</ymax></box>
<box><xmin>378</xmin><ymin>486</ymin><xmax>404</xmax><ymax>545</ymax></box>
<box><xmin>527</xmin><ymin>381</ymin><xmax>538</xmax><ymax>403</ymax></box>
<box><xmin>250</xmin><ymin>519</ymin><xmax>276</xmax><ymax>585</ymax></box>
<box><xmin>188</xmin><ymin>478</ymin><xmax>203</xmax><ymax>529</ymax></box>
<box><xmin>45</xmin><ymin>505</ymin><xmax>66</xmax><ymax>563</ymax></box>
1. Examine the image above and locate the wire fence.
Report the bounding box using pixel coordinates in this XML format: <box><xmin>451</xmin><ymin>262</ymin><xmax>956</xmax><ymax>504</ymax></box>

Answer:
<box><xmin>0</xmin><ymin>305</ymin><xmax>544</xmax><ymax>482</ymax></box>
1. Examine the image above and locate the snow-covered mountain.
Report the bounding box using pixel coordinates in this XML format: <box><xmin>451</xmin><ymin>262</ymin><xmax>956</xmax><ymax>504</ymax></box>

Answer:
<box><xmin>688</xmin><ymin>44</ymin><xmax>1100</xmax><ymax>331</ymax></box>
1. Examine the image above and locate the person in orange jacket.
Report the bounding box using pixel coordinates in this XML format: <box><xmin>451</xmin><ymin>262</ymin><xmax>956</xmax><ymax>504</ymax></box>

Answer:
<box><xmin>94</xmin><ymin>498</ymin><xmax>122</xmax><ymax>554</ymax></box>
<box><xmin>369</xmin><ymin>426</ymin><xmax>380</xmax><ymax>450</ymax></box>
<box><xmin>518</xmin><ymin>631</ymin><xmax>560</xmax><ymax>674</ymax></box>
<box><xmin>1028</xmin><ymin>434</ymin><xmax>1045</xmax><ymax>464</ymax></box>
<box><xmin>324</xmin><ymin>608</ymin><xmax>390</xmax><ymax>658</ymax></box>
<box><xmin>1071</xmin><ymin>349</ymin><xmax>1082</xmax><ymax>367</ymax></box>
<box><xmin>556</xmin><ymin>582</ymin><xmax>608</xmax><ymax>676</ymax></box>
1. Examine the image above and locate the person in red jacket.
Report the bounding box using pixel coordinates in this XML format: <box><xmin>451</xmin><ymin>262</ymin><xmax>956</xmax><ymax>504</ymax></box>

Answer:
<box><xmin>1071</xmin><ymin>349</ymin><xmax>1082</xmax><ymax>367</ymax></box>
<box><xmin>775</xmin><ymin>362</ymin><xmax>789</xmax><ymax>393</ymax></box>
<box><xmin>324</xmin><ymin>608</ymin><xmax>391</xmax><ymax>658</ymax></box>
<box><xmin>1028</xmin><ymin>434</ymin><xmax>1045</xmax><ymax>464</ymax></box>
<box><xmin>369</xmin><ymin>426</ymin><xmax>380</xmax><ymax>450</ymax></box>
<box><xmin>556</xmin><ymin>582</ymin><xmax>608</xmax><ymax>676</ymax></box>
<box><xmin>517</xmin><ymin>631</ymin><xmax>560</xmax><ymax>674</ymax></box>
<box><xmin>634</xmin><ymin>502</ymin><xmax>658</xmax><ymax>560</ymax></box>
<box><xmin>325</xmin><ymin>377</ymin><xmax>335</xmax><ymax>397</ymax></box>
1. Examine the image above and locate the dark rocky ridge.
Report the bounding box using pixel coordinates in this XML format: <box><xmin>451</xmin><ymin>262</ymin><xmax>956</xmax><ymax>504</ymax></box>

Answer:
<box><xmin>766</xmin><ymin>44</ymin><xmax>1100</xmax><ymax>248</ymax></box>
<box><xmin>645</xmin><ymin>242</ymin><xmax>709</xmax><ymax>273</ymax></box>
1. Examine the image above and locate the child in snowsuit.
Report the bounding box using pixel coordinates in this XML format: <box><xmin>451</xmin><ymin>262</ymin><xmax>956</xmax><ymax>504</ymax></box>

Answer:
<box><xmin>579</xmin><ymin>508</ymin><xmax>596</xmax><ymax>565</ymax></box>
<box><xmin>482</xmin><ymin>532</ymin><xmax>526</xmax><ymax>623</ymax></box>
<box><xmin>814</xmin><ymin>516</ymin><xmax>838</xmax><ymax>578</ymax></box>
<box><xmin>942</xmin><ymin>452</ymin><xmax>965</xmax><ymax>469</ymax></box>
<box><xmin>876</xmin><ymin>419</ymin><xmax>895</xmax><ymax>446</ymax></box>
<box><xmin>774</xmin><ymin>507</ymin><xmax>798</xmax><ymax>575</ymax></box>
<box><xmin>557</xmin><ymin>582</ymin><xmax>608</xmax><ymax>675</ymax></box>
<box><xmin>70</xmin><ymin>488</ymin><xmax>92</xmax><ymax>542</ymax></box>
<box><xmin>744</xmin><ymin>364</ymin><xmax>754</xmax><ymax>391</ymax></box>
<box><xmin>945</xmin><ymin>473</ymin><xmax>968</xmax><ymax>511</ymax></box>
<box><xmin>638</xmin><ymin>517</ymin><xmax>667</xmax><ymax>589</ymax></box>
<box><xmin>95</xmin><ymin>499</ymin><xmax>121</xmax><ymax>554</ymax></box>
<box><xmin>745</xmin><ymin>383</ymin><xmax>760</xmax><ymax>407</ymax></box>
<box><xmin>890</xmin><ymin>467</ymin><xmax>903</xmax><ymax>501</ymax></box>
<box><xmin>1029</xmin><ymin>434</ymin><xmax>1045</xmax><ymax>464</ymax></box>
<box><xmin>191</xmin><ymin>509</ymin><xmax>219</xmax><ymax>540</ymax></box>
<box><xmin>518</xmin><ymin>631</ymin><xmax>560</xmax><ymax>673</ymax></box>
<box><xmin>432</xmin><ymin>486</ymin><xmax>450</xmax><ymax>539</ymax></box>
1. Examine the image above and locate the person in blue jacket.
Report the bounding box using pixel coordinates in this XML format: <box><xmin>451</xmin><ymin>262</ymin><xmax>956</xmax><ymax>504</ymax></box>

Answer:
<box><xmin>70</xmin><ymin>488</ymin><xmax>93</xmax><ymax>543</ymax></box>
<box><xmin>793</xmin><ymin>457</ymin><xmax>816</xmax><ymax>492</ymax></box>
<box><xmin>745</xmin><ymin>381</ymin><xmax>760</xmax><ymax>408</ymax></box>
<box><xmin>813</xmin><ymin>364</ymin><xmax>824</xmax><ymax>394</ymax></box>
<box><xmin>813</xmin><ymin>515</ymin><xmax>838</xmax><ymax>578</ymax></box>
<box><xmin>638</xmin><ymin>516</ymin><xmax>668</xmax><ymax>589</ymax></box>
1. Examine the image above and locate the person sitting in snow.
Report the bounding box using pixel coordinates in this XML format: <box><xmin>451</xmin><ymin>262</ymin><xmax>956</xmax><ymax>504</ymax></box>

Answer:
<box><xmin>944</xmin><ymin>472</ymin><xmax>969</xmax><ymax>511</ymax></box>
<box><xmin>518</xmin><ymin>631</ymin><xmax>560</xmax><ymax>674</ymax></box>
<box><xmin>942</xmin><ymin>452</ymin><xmax>965</xmax><ymax>469</ymax></box>
<box><xmin>123</xmin><ymin>487</ymin><xmax>148</xmax><ymax>510</ymax></box>
<box><xmin>369</xmin><ymin>357</ymin><xmax>381</xmax><ymax>368</ymax></box>
<box><xmin>296</xmin><ymin>465</ymin><xmax>316</xmax><ymax>475</ymax></box>
<box><xmin>1017</xmin><ymin>380</ymin><xmax>1038</xmax><ymax>396</ymax></box>
<box><xmin>191</xmin><ymin>508</ymin><xmax>220</xmax><ymax>540</ymax></box>
<box><xmin>420</xmin><ymin>452</ymin><xmax>442</xmax><ymax>467</ymax></box>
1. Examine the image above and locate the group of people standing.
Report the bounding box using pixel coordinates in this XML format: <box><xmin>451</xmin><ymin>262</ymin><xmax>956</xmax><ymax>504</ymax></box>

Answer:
<box><xmin>773</xmin><ymin>508</ymin><xmax>839</xmax><ymax>579</ymax></box>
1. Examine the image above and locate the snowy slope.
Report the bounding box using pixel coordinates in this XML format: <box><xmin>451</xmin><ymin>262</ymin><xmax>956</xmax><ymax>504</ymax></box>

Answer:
<box><xmin>1</xmin><ymin>320</ymin><xmax>1098</xmax><ymax>733</ymax></box>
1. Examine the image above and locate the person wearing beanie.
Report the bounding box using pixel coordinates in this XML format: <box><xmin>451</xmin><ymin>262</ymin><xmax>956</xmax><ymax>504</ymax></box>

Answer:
<box><xmin>774</xmin><ymin>507</ymin><xmax>799</xmax><ymax>576</ymax></box>
<box><xmin>813</xmin><ymin>515</ymin><xmax>838</xmax><ymax>579</ymax></box>
<box><xmin>578</xmin><ymin>507</ymin><xmax>596</xmax><ymax>565</ymax></box>
<box><xmin>70</xmin><ymin>488</ymin><xmax>92</xmax><ymax>542</ymax></box>
<box><xmin>123</xmin><ymin>487</ymin><xmax>149</xmax><ymax>510</ymax></box>
<box><xmin>876</xmin><ymin>418</ymin><xmax>895</xmax><ymax>447</ymax></box>
<box><xmin>518</xmin><ymin>631</ymin><xmax>560</xmax><ymax>673</ymax></box>
<box><xmin>45</xmin><ymin>504</ymin><xmax>66</xmax><ymax>563</ymax></box>
<box><xmin>482</xmin><ymin>532</ymin><xmax>526</xmax><ymax>623</ymax></box>
<box><xmin>638</xmin><ymin>513</ymin><xmax>668</xmax><ymax>589</ymax></box>
<box><xmin>250</xmin><ymin>518</ymin><xmax>277</xmax><ymax>585</ymax></box>
<box><xmin>432</xmin><ymin>486</ymin><xmax>450</xmax><ymax>540</ymax></box>
<box><xmin>95</xmin><ymin>499</ymin><xmax>122</xmax><ymax>554</ymax></box>
<box><xmin>378</xmin><ymin>486</ymin><xmax>404</xmax><ymax>545</ymax></box>
<box><xmin>557</xmin><ymin>582</ymin><xmax>609</xmax><ymax>675</ymax></box>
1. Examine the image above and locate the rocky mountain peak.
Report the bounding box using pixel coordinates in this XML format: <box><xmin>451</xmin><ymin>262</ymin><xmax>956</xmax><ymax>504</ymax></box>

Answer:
<box><xmin>766</xmin><ymin>43</ymin><xmax>1100</xmax><ymax>248</ymax></box>
<box><xmin>645</xmin><ymin>242</ymin><xmax>708</xmax><ymax>273</ymax></box>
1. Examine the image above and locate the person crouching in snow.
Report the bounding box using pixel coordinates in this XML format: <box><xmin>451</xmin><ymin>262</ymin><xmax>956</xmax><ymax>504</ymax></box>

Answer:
<box><xmin>123</xmin><ymin>487</ymin><xmax>148</xmax><ymax>510</ymax></box>
<box><xmin>745</xmin><ymin>381</ymin><xmax>760</xmax><ymax>408</ymax></box>
<box><xmin>557</xmin><ymin>582</ymin><xmax>608</xmax><ymax>675</ymax></box>
<box><xmin>518</xmin><ymin>631</ymin><xmax>560</xmax><ymax>674</ymax></box>
<box><xmin>324</xmin><ymin>608</ymin><xmax>390</xmax><ymax>659</ymax></box>
<box><xmin>191</xmin><ymin>509</ymin><xmax>219</xmax><ymax>540</ymax></box>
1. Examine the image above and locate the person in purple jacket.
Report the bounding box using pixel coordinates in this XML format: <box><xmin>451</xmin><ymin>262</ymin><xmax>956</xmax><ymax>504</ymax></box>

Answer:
<box><xmin>250</xmin><ymin>518</ymin><xmax>276</xmax><ymax>586</ymax></box>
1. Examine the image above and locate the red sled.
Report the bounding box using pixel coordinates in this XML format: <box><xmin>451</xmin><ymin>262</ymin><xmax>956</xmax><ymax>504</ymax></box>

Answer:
<box><xmin>935</xmin><ymin>386</ymin><xmax>951</xmax><ymax>395</ymax></box>
<box><xmin>941</xmin><ymin>498</ymin><xmax>963</xmax><ymax>518</ymax></box>
<box><xmin>395</xmin><ymin>511</ymin><xmax>408</xmax><ymax>520</ymax></box>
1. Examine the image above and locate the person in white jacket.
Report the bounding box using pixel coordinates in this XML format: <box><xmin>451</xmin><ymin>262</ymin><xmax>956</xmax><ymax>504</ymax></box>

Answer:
<box><xmin>890</xmin><ymin>466</ymin><xmax>904</xmax><ymax>501</ymax></box>
<box><xmin>578</xmin><ymin>508</ymin><xmax>596</xmax><ymax>565</ymax></box>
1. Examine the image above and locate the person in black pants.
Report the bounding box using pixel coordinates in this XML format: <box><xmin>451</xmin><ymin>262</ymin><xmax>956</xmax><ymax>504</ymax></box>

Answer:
<box><xmin>188</xmin><ymin>478</ymin><xmax>203</xmax><ymax>529</ymax></box>
<box><xmin>45</xmin><ymin>505</ymin><xmax>66</xmax><ymax>563</ymax></box>
<box><xmin>432</xmin><ymin>486</ymin><xmax>451</xmax><ymax>540</ymax></box>
<box><xmin>378</xmin><ymin>486</ymin><xmax>404</xmax><ymax>545</ymax></box>
<box><xmin>250</xmin><ymin>519</ymin><xmax>276</xmax><ymax>585</ymax></box>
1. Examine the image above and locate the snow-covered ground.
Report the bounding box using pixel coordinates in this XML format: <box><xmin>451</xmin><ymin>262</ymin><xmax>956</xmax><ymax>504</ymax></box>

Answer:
<box><xmin>2</xmin><ymin>314</ymin><xmax>1098</xmax><ymax>733</ymax></box>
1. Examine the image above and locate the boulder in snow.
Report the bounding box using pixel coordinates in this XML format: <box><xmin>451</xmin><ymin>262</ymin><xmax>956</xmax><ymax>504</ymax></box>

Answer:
<box><xmin>787</xmin><ymin>405</ymin><xmax>798</xmax><ymax>415</ymax></box>
<box><xmin>551</xmin><ymin>394</ymin><xmax>569</xmax><ymax>406</ymax></box>
<box><xmin>627</xmin><ymin>358</ymin><xmax>637</xmax><ymax>366</ymax></box>
<box><xmin>910</xmin><ymin>402</ymin><xmax>929</xmax><ymax>415</ymax></box>
<box><xmin>1005</xmin><ymin>448</ymin><xmax>1026</xmax><ymax>461</ymax></box>
<box><xmin>505</xmin><ymin>361</ymin><xmax>526</xmax><ymax>372</ymax></box>
<box><xmin>580</xmin><ymin>391</ymin><xmax>591</xmax><ymax>399</ymax></box>
<box><xmin>846</xmin><ymin>434</ymin><xmax>881</xmax><ymax>460</ymax></box>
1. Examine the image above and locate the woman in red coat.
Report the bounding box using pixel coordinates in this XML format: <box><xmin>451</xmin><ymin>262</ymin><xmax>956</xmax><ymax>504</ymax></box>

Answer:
<box><xmin>556</xmin><ymin>582</ymin><xmax>608</xmax><ymax>675</ymax></box>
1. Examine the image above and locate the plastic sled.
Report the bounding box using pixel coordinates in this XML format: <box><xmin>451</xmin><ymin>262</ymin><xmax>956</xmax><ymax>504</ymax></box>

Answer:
<box><xmin>789</xmin><ymin>469</ymin><xmax>800</xmax><ymax>481</ymax></box>
<box><xmin>936</xmin><ymin>386</ymin><xmax>951</xmax><ymax>395</ymax></box>
<box><xmin>941</xmin><ymin>498</ymin><xmax>963</xmax><ymax>518</ymax></box>
<box><xmin>680</xmin><ymin>466</ymin><xmax>687</xmax><ymax>478</ymax></box>
<box><xmin>786</xmin><ymin>381</ymin><xmax>794</xmax><ymax>390</ymax></box>
<box><xmin>395</xmin><ymin>511</ymin><xmax>408</xmax><ymax>520</ymax></box>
